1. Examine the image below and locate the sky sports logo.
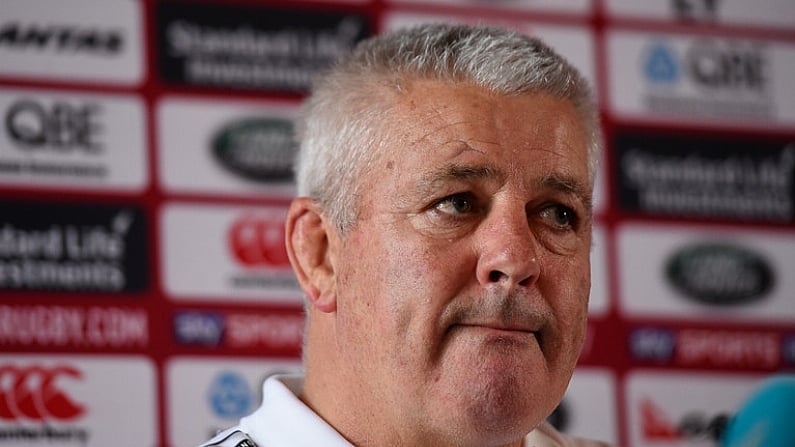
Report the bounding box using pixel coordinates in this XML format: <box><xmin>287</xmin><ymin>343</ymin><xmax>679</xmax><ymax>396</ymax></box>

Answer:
<box><xmin>173</xmin><ymin>310</ymin><xmax>304</xmax><ymax>352</ymax></box>
<box><xmin>630</xmin><ymin>327</ymin><xmax>676</xmax><ymax>363</ymax></box>
<box><xmin>174</xmin><ymin>311</ymin><xmax>224</xmax><ymax>346</ymax></box>
<box><xmin>629</xmin><ymin>326</ymin><xmax>782</xmax><ymax>370</ymax></box>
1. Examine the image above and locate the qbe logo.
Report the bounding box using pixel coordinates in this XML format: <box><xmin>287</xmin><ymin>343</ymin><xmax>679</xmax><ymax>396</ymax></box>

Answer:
<box><xmin>0</xmin><ymin>364</ymin><xmax>89</xmax><ymax>443</ymax></box>
<box><xmin>644</xmin><ymin>42</ymin><xmax>680</xmax><ymax>85</ymax></box>
<box><xmin>5</xmin><ymin>98</ymin><xmax>103</xmax><ymax>152</ymax></box>
<box><xmin>606</xmin><ymin>31</ymin><xmax>794</xmax><ymax>127</ymax></box>
<box><xmin>643</xmin><ymin>39</ymin><xmax>769</xmax><ymax>95</ymax></box>
<box><xmin>639</xmin><ymin>37</ymin><xmax>773</xmax><ymax>121</ymax></box>
<box><xmin>0</xmin><ymin>89</ymin><xmax>148</xmax><ymax>192</ymax></box>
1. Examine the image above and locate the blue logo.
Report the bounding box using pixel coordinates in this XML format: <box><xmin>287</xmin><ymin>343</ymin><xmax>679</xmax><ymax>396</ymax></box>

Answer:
<box><xmin>644</xmin><ymin>42</ymin><xmax>680</xmax><ymax>84</ymax></box>
<box><xmin>174</xmin><ymin>311</ymin><xmax>224</xmax><ymax>346</ymax></box>
<box><xmin>629</xmin><ymin>327</ymin><xmax>675</xmax><ymax>362</ymax></box>
<box><xmin>208</xmin><ymin>371</ymin><xmax>254</xmax><ymax>419</ymax></box>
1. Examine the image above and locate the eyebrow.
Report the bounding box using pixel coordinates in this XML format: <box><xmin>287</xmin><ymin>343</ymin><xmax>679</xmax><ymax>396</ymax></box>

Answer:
<box><xmin>415</xmin><ymin>163</ymin><xmax>502</xmax><ymax>198</ymax></box>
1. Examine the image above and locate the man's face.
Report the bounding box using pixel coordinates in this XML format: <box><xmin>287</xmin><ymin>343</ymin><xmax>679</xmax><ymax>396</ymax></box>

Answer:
<box><xmin>331</xmin><ymin>80</ymin><xmax>592</xmax><ymax>445</ymax></box>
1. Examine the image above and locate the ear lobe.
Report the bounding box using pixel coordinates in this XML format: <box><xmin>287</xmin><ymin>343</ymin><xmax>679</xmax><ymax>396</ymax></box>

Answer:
<box><xmin>285</xmin><ymin>197</ymin><xmax>337</xmax><ymax>313</ymax></box>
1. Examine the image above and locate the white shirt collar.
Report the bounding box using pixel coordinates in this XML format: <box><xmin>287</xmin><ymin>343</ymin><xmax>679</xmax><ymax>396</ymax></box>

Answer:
<box><xmin>240</xmin><ymin>374</ymin><xmax>571</xmax><ymax>447</ymax></box>
<box><xmin>240</xmin><ymin>374</ymin><xmax>352</xmax><ymax>447</ymax></box>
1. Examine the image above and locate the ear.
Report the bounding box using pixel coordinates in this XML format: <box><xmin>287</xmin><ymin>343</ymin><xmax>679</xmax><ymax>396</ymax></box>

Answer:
<box><xmin>285</xmin><ymin>197</ymin><xmax>338</xmax><ymax>313</ymax></box>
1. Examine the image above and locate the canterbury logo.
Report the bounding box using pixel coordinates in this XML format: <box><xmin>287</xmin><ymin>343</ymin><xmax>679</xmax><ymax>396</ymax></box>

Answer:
<box><xmin>228</xmin><ymin>214</ymin><xmax>290</xmax><ymax>268</ymax></box>
<box><xmin>0</xmin><ymin>365</ymin><xmax>86</xmax><ymax>421</ymax></box>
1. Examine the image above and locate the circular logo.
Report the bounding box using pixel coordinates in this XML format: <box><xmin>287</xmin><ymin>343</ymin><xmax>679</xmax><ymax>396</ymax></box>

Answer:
<box><xmin>666</xmin><ymin>242</ymin><xmax>774</xmax><ymax>305</ymax></box>
<box><xmin>212</xmin><ymin>118</ymin><xmax>295</xmax><ymax>182</ymax></box>
<box><xmin>207</xmin><ymin>371</ymin><xmax>253</xmax><ymax>419</ymax></box>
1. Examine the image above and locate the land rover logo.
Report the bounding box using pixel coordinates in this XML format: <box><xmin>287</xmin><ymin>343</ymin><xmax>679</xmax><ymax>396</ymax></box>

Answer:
<box><xmin>212</xmin><ymin>118</ymin><xmax>295</xmax><ymax>182</ymax></box>
<box><xmin>666</xmin><ymin>243</ymin><xmax>774</xmax><ymax>305</ymax></box>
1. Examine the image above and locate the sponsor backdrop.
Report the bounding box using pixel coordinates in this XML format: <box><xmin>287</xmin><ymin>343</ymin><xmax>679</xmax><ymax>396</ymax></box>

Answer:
<box><xmin>0</xmin><ymin>0</ymin><xmax>793</xmax><ymax>446</ymax></box>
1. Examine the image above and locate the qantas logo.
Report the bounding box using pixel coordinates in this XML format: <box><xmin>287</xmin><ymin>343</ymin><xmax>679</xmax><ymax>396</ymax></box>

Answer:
<box><xmin>0</xmin><ymin>22</ymin><xmax>123</xmax><ymax>55</ymax></box>
<box><xmin>228</xmin><ymin>214</ymin><xmax>290</xmax><ymax>268</ymax></box>
<box><xmin>641</xmin><ymin>398</ymin><xmax>681</xmax><ymax>440</ymax></box>
<box><xmin>641</xmin><ymin>397</ymin><xmax>729</xmax><ymax>442</ymax></box>
<box><xmin>0</xmin><ymin>364</ymin><xmax>86</xmax><ymax>421</ymax></box>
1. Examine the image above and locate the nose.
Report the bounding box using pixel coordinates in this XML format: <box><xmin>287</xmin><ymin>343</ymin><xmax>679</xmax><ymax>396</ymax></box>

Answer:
<box><xmin>475</xmin><ymin>204</ymin><xmax>541</xmax><ymax>288</ymax></box>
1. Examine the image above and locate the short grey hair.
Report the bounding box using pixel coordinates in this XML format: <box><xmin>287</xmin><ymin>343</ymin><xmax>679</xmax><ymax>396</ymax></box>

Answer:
<box><xmin>295</xmin><ymin>23</ymin><xmax>600</xmax><ymax>233</ymax></box>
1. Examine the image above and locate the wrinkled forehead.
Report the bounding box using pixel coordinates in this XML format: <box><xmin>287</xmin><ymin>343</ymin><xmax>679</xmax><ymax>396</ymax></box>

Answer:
<box><xmin>358</xmin><ymin>79</ymin><xmax>591</xmax><ymax>194</ymax></box>
<box><xmin>382</xmin><ymin>80</ymin><xmax>587</xmax><ymax>157</ymax></box>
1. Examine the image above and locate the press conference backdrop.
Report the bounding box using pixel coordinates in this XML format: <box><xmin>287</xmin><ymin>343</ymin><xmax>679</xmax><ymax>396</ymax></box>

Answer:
<box><xmin>0</xmin><ymin>1</ymin><xmax>793</xmax><ymax>446</ymax></box>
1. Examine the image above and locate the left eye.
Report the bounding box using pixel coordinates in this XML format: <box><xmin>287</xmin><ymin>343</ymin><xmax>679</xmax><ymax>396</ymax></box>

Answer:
<box><xmin>435</xmin><ymin>193</ymin><xmax>475</xmax><ymax>215</ymax></box>
<box><xmin>540</xmin><ymin>205</ymin><xmax>577</xmax><ymax>229</ymax></box>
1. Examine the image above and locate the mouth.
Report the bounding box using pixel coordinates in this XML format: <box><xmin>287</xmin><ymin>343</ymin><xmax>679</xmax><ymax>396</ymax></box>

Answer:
<box><xmin>441</xmin><ymin>301</ymin><xmax>550</xmax><ymax>350</ymax></box>
<box><xmin>448</xmin><ymin>322</ymin><xmax>540</xmax><ymax>343</ymax></box>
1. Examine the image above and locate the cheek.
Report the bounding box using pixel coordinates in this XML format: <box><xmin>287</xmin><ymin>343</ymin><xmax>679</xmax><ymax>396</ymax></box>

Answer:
<box><xmin>342</xmin><ymin>231</ymin><xmax>435</xmax><ymax>327</ymax></box>
<box><xmin>546</xmin><ymin>253</ymin><xmax>590</xmax><ymax>338</ymax></box>
<box><xmin>567</xmin><ymin>259</ymin><xmax>591</xmax><ymax>349</ymax></box>
<box><xmin>377</xmin><ymin>239</ymin><xmax>470</xmax><ymax>352</ymax></box>
<box><xmin>379</xmin><ymin>243</ymin><xmax>448</xmax><ymax>328</ymax></box>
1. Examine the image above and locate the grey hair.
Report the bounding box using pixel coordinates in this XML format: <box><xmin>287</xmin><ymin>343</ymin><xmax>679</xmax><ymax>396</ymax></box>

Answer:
<box><xmin>294</xmin><ymin>23</ymin><xmax>600</xmax><ymax>234</ymax></box>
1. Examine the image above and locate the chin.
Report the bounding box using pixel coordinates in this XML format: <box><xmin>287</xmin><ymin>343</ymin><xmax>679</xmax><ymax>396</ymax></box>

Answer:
<box><xmin>455</xmin><ymin>404</ymin><xmax>538</xmax><ymax>447</ymax></box>
<box><xmin>430</xmin><ymin>339</ymin><xmax>564</xmax><ymax>442</ymax></box>
<box><xmin>419</xmin><ymin>365</ymin><xmax>558</xmax><ymax>447</ymax></box>
<box><xmin>452</xmin><ymin>370</ymin><xmax>549</xmax><ymax>442</ymax></box>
